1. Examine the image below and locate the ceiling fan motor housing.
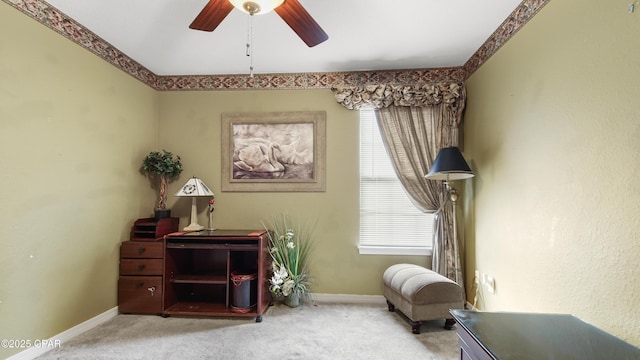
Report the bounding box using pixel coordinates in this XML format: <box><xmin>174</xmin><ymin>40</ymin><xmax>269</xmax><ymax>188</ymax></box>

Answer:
<box><xmin>243</xmin><ymin>2</ymin><xmax>260</xmax><ymax>15</ymax></box>
<box><xmin>231</xmin><ymin>0</ymin><xmax>285</xmax><ymax>15</ymax></box>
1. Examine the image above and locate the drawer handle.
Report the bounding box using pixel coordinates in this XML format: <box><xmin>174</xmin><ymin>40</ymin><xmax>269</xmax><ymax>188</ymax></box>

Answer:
<box><xmin>138</xmin><ymin>264</ymin><xmax>146</xmax><ymax>271</ymax></box>
<box><xmin>136</xmin><ymin>282</ymin><xmax>144</xmax><ymax>289</ymax></box>
<box><xmin>138</xmin><ymin>247</ymin><xmax>146</xmax><ymax>254</ymax></box>
<box><xmin>147</xmin><ymin>286</ymin><xmax>156</xmax><ymax>296</ymax></box>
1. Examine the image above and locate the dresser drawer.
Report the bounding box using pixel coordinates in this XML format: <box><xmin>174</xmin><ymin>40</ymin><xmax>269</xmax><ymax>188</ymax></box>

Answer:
<box><xmin>120</xmin><ymin>241</ymin><xmax>163</xmax><ymax>259</ymax></box>
<box><xmin>120</xmin><ymin>259</ymin><xmax>163</xmax><ymax>275</ymax></box>
<box><xmin>118</xmin><ymin>276</ymin><xmax>163</xmax><ymax>314</ymax></box>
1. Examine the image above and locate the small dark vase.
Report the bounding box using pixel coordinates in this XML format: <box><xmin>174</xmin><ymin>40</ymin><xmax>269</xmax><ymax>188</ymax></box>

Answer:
<box><xmin>154</xmin><ymin>208</ymin><xmax>171</xmax><ymax>221</ymax></box>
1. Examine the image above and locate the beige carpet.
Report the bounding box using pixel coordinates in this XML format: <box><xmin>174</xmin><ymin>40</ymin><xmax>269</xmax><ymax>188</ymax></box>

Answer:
<box><xmin>35</xmin><ymin>302</ymin><xmax>459</xmax><ymax>360</ymax></box>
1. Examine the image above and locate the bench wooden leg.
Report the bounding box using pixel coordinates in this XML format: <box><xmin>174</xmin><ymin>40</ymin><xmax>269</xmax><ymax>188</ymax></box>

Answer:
<box><xmin>410</xmin><ymin>320</ymin><xmax>422</xmax><ymax>334</ymax></box>
<box><xmin>444</xmin><ymin>318</ymin><xmax>456</xmax><ymax>330</ymax></box>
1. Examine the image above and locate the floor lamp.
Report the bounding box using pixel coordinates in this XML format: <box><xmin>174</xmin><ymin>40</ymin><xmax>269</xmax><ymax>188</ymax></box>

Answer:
<box><xmin>175</xmin><ymin>176</ymin><xmax>215</xmax><ymax>231</ymax></box>
<box><xmin>425</xmin><ymin>147</ymin><xmax>474</xmax><ymax>285</ymax></box>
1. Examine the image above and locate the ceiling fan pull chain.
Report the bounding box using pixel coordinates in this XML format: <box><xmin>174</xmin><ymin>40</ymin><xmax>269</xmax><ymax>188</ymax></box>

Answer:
<box><xmin>246</xmin><ymin>14</ymin><xmax>251</xmax><ymax>57</ymax></box>
<box><xmin>246</xmin><ymin>14</ymin><xmax>254</xmax><ymax>77</ymax></box>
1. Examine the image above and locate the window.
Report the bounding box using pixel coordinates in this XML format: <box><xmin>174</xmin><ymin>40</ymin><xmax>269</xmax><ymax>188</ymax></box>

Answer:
<box><xmin>359</xmin><ymin>108</ymin><xmax>433</xmax><ymax>255</ymax></box>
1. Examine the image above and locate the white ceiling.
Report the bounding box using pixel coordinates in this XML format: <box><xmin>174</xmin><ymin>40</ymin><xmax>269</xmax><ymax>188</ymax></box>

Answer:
<box><xmin>44</xmin><ymin>0</ymin><xmax>523</xmax><ymax>76</ymax></box>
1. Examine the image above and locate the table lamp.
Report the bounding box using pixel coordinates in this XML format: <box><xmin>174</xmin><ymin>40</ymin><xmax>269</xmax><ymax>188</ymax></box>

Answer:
<box><xmin>175</xmin><ymin>176</ymin><xmax>214</xmax><ymax>231</ymax></box>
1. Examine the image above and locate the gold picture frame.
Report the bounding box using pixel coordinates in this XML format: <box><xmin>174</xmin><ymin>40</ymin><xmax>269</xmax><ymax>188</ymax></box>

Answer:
<box><xmin>221</xmin><ymin>111</ymin><xmax>326</xmax><ymax>192</ymax></box>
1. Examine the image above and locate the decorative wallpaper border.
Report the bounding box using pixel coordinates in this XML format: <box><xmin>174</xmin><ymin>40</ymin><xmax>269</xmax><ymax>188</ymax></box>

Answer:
<box><xmin>4</xmin><ymin>0</ymin><xmax>550</xmax><ymax>91</ymax></box>
<box><xmin>156</xmin><ymin>68</ymin><xmax>467</xmax><ymax>91</ymax></box>
<box><xmin>464</xmin><ymin>0</ymin><xmax>551</xmax><ymax>76</ymax></box>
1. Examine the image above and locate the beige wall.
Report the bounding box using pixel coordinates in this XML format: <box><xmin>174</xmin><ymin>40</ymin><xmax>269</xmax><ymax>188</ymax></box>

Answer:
<box><xmin>157</xmin><ymin>89</ymin><xmax>430</xmax><ymax>295</ymax></box>
<box><xmin>0</xmin><ymin>4</ymin><xmax>158</xmax><ymax>358</ymax></box>
<box><xmin>464</xmin><ymin>0</ymin><xmax>640</xmax><ymax>346</ymax></box>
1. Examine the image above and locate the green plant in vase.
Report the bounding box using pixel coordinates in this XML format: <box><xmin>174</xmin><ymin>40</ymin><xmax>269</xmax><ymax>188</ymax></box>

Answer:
<box><xmin>141</xmin><ymin>149</ymin><xmax>183</xmax><ymax>220</ymax></box>
<box><xmin>264</xmin><ymin>214</ymin><xmax>315</xmax><ymax>307</ymax></box>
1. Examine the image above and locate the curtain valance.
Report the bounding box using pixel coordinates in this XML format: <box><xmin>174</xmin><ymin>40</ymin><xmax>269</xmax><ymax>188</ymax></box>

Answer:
<box><xmin>332</xmin><ymin>83</ymin><xmax>465</xmax><ymax>110</ymax></box>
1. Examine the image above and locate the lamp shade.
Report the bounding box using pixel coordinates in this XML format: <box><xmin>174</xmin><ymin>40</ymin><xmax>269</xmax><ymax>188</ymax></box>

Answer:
<box><xmin>175</xmin><ymin>177</ymin><xmax>215</xmax><ymax>197</ymax></box>
<box><xmin>425</xmin><ymin>147</ymin><xmax>474</xmax><ymax>181</ymax></box>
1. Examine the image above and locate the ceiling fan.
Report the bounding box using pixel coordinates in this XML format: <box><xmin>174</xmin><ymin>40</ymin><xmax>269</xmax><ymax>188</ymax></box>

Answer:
<box><xmin>189</xmin><ymin>0</ymin><xmax>329</xmax><ymax>47</ymax></box>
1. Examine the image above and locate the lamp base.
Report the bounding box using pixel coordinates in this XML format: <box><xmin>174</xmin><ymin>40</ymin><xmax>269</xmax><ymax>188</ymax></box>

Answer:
<box><xmin>183</xmin><ymin>223</ymin><xmax>204</xmax><ymax>231</ymax></box>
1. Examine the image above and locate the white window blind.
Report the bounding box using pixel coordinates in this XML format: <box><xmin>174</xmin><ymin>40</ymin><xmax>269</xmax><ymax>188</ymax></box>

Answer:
<box><xmin>359</xmin><ymin>108</ymin><xmax>433</xmax><ymax>255</ymax></box>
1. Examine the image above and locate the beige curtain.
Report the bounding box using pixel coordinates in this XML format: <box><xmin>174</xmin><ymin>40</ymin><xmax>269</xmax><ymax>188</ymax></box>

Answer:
<box><xmin>332</xmin><ymin>83</ymin><xmax>467</xmax><ymax>289</ymax></box>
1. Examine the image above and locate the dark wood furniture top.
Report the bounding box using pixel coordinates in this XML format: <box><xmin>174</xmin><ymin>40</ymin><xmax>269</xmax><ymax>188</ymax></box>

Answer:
<box><xmin>450</xmin><ymin>310</ymin><xmax>640</xmax><ymax>360</ymax></box>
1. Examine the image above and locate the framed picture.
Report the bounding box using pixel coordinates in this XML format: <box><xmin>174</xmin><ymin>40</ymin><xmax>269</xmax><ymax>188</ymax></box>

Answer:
<box><xmin>221</xmin><ymin>111</ymin><xmax>326</xmax><ymax>192</ymax></box>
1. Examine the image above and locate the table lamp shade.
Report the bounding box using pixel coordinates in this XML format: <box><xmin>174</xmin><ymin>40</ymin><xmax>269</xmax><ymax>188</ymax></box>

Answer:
<box><xmin>175</xmin><ymin>177</ymin><xmax>214</xmax><ymax>197</ymax></box>
<box><xmin>425</xmin><ymin>146</ymin><xmax>474</xmax><ymax>181</ymax></box>
<box><xmin>175</xmin><ymin>177</ymin><xmax>214</xmax><ymax>231</ymax></box>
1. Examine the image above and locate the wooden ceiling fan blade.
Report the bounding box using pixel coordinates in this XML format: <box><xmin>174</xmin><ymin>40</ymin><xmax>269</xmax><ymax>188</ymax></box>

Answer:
<box><xmin>189</xmin><ymin>0</ymin><xmax>234</xmax><ymax>32</ymax></box>
<box><xmin>274</xmin><ymin>0</ymin><xmax>328</xmax><ymax>47</ymax></box>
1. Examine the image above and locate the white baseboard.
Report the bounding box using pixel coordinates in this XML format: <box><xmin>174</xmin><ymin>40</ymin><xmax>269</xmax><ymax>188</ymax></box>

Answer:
<box><xmin>7</xmin><ymin>307</ymin><xmax>119</xmax><ymax>360</ymax></box>
<box><xmin>311</xmin><ymin>293</ymin><xmax>386</xmax><ymax>305</ymax></box>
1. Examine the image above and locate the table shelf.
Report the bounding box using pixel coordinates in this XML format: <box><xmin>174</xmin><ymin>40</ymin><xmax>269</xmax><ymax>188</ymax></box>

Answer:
<box><xmin>170</xmin><ymin>274</ymin><xmax>227</xmax><ymax>284</ymax></box>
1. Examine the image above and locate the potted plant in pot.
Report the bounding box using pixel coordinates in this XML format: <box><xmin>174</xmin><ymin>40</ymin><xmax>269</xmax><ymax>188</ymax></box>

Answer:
<box><xmin>141</xmin><ymin>149</ymin><xmax>183</xmax><ymax>220</ymax></box>
<box><xmin>264</xmin><ymin>213</ymin><xmax>315</xmax><ymax>307</ymax></box>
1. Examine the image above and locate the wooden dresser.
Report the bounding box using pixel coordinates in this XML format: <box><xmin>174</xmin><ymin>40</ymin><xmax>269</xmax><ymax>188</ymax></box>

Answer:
<box><xmin>118</xmin><ymin>217</ymin><xmax>178</xmax><ymax>315</ymax></box>
<box><xmin>118</xmin><ymin>241</ymin><xmax>164</xmax><ymax>314</ymax></box>
<box><xmin>450</xmin><ymin>310</ymin><xmax>640</xmax><ymax>360</ymax></box>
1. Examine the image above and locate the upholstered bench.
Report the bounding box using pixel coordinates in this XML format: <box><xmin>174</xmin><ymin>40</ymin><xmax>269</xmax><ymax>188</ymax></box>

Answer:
<box><xmin>383</xmin><ymin>263</ymin><xmax>464</xmax><ymax>334</ymax></box>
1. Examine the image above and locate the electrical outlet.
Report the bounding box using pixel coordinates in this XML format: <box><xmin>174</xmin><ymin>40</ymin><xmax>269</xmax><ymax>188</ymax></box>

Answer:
<box><xmin>474</xmin><ymin>270</ymin><xmax>480</xmax><ymax>285</ymax></box>
<box><xmin>483</xmin><ymin>274</ymin><xmax>496</xmax><ymax>294</ymax></box>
